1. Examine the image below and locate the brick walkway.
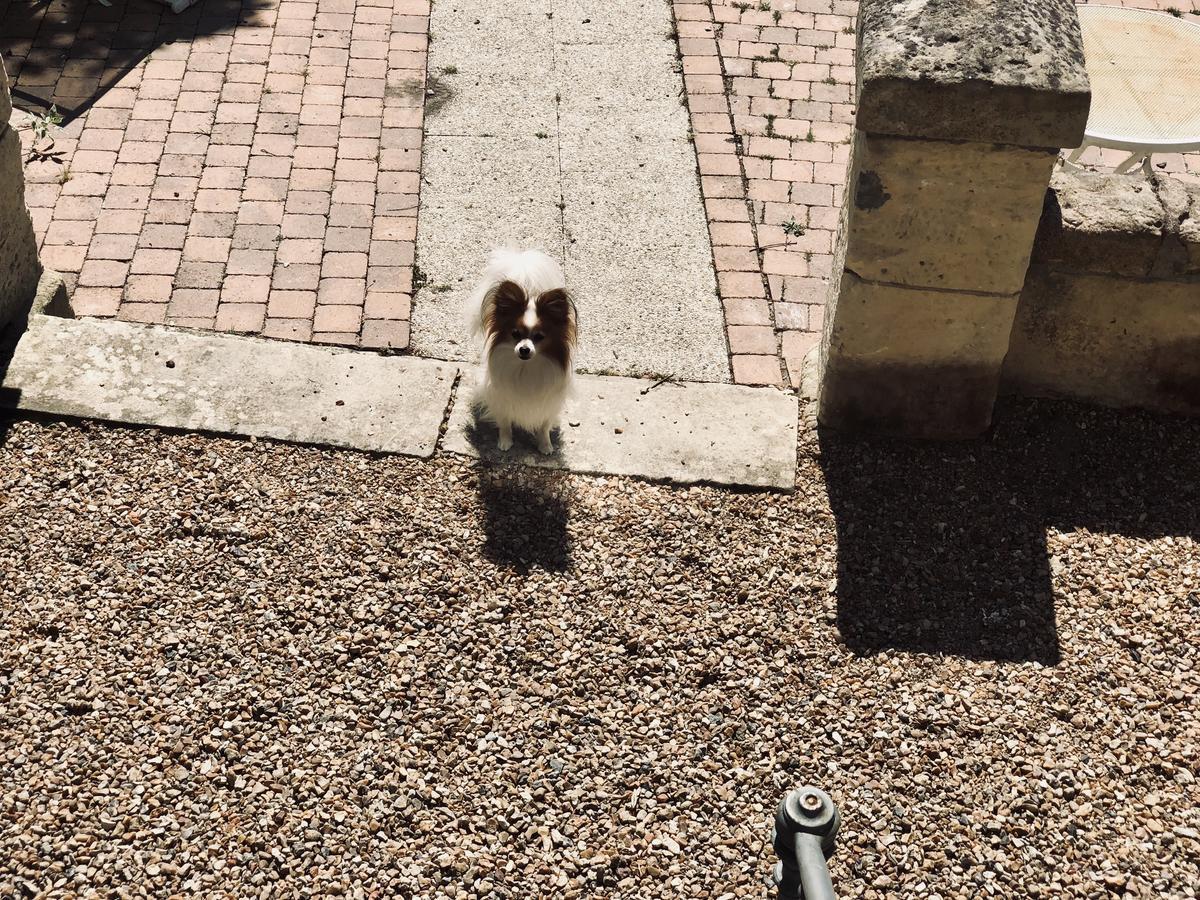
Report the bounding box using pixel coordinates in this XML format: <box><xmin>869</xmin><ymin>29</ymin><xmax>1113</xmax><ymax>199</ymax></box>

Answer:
<box><xmin>672</xmin><ymin>0</ymin><xmax>1200</xmax><ymax>388</ymax></box>
<box><xmin>3</xmin><ymin>0</ymin><xmax>1199</xmax><ymax>379</ymax></box>
<box><xmin>674</xmin><ymin>0</ymin><xmax>855</xmax><ymax>387</ymax></box>
<box><xmin>3</xmin><ymin>0</ymin><xmax>427</xmax><ymax>348</ymax></box>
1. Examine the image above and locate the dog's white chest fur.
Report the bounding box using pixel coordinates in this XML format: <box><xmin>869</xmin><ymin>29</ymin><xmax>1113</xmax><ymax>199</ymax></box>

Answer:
<box><xmin>480</xmin><ymin>351</ymin><xmax>570</xmax><ymax>431</ymax></box>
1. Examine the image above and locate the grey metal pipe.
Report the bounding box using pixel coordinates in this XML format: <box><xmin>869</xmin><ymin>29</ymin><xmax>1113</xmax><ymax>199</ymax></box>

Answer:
<box><xmin>795</xmin><ymin>832</ymin><xmax>837</xmax><ymax>900</ymax></box>
<box><xmin>771</xmin><ymin>787</ymin><xmax>840</xmax><ymax>899</ymax></box>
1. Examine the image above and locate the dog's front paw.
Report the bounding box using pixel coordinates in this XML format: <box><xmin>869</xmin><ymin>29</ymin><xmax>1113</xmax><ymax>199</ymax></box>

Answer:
<box><xmin>497</xmin><ymin>435</ymin><xmax>513</xmax><ymax>452</ymax></box>
<box><xmin>537</xmin><ymin>436</ymin><xmax>554</xmax><ymax>455</ymax></box>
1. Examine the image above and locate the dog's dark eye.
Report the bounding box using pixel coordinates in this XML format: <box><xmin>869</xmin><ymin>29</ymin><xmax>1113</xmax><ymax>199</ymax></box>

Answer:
<box><xmin>511</xmin><ymin>329</ymin><xmax>522</xmax><ymax>340</ymax></box>
<box><xmin>532</xmin><ymin>332</ymin><xmax>544</xmax><ymax>343</ymax></box>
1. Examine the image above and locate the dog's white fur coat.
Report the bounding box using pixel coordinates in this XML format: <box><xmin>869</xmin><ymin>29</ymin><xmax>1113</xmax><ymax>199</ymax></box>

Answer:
<box><xmin>468</xmin><ymin>249</ymin><xmax>574</xmax><ymax>453</ymax></box>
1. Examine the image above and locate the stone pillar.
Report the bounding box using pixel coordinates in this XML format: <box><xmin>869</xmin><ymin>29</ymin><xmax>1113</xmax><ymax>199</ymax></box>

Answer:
<box><xmin>1</xmin><ymin>54</ymin><xmax>42</xmax><ymax>330</ymax></box>
<box><xmin>818</xmin><ymin>0</ymin><xmax>1091</xmax><ymax>439</ymax></box>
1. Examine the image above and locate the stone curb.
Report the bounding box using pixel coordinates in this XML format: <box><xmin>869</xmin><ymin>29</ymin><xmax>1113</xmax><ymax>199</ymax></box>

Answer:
<box><xmin>1</xmin><ymin>310</ymin><xmax>799</xmax><ymax>490</ymax></box>
<box><xmin>444</xmin><ymin>370</ymin><xmax>798</xmax><ymax>490</ymax></box>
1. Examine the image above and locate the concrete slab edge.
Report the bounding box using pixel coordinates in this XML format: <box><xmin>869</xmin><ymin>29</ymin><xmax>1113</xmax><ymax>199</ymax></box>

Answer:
<box><xmin>1</xmin><ymin>314</ymin><xmax>799</xmax><ymax>490</ymax></box>
<box><xmin>1</xmin><ymin>314</ymin><xmax>459</xmax><ymax>458</ymax></box>
<box><xmin>443</xmin><ymin>370</ymin><xmax>799</xmax><ymax>491</ymax></box>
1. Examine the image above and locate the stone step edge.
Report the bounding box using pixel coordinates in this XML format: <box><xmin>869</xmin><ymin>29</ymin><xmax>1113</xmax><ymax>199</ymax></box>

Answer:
<box><xmin>4</xmin><ymin>271</ymin><xmax>800</xmax><ymax>491</ymax></box>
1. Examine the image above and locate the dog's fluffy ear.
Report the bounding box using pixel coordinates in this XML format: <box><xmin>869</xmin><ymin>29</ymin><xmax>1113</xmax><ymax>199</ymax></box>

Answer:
<box><xmin>536</xmin><ymin>288</ymin><xmax>575</xmax><ymax>325</ymax></box>
<box><xmin>481</xmin><ymin>280</ymin><xmax>527</xmax><ymax>333</ymax></box>
<box><xmin>493</xmin><ymin>280</ymin><xmax>526</xmax><ymax>316</ymax></box>
<box><xmin>537</xmin><ymin>288</ymin><xmax>577</xmax><ymax>353</ymax></box>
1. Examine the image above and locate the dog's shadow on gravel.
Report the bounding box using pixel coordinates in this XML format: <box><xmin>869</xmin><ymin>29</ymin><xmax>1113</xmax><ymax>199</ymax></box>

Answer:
<box><xmin>458</xmin><ymin>408</ymin><xmax>571</xmax><ymax>573</ymax></box>
<box><xmin>819</xmin><ymin>397</ymin><xmax>1200</xmax><ymax>664</ymax></box>
<box><xmin>461</xmin><ymin>405</ymin><xmax>573</xmax><ymax>573</ymax></box>
<box><xmin>474</xmin><ymin>464</ymin><xmax>573</xmax><ymax>573</ymax></box>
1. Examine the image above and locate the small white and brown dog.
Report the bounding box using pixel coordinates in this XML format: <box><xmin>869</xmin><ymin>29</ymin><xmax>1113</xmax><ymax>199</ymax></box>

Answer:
<box><xmin>469</xmin><ymin>249</ymin><xmax>577</xmax><ymax>454</ymax></box>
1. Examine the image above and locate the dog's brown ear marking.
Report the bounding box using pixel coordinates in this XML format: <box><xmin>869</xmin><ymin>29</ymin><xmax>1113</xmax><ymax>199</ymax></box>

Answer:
<box><xmin>482</xmin><ymin>280</ymin><xmax>528</xmax><ymax>335</ymax></box>
<box><xmin>537</xmin><ymin>289</ymin><xmax>577</xmax><ymax>361</ymax></box>
<box><xmin>493</xmin><ymin>280</ymin><xmax>527</xmax><ymax>316</ymax></box>
<box><xmin>536</xmin><ymin>288</ymin><xmax>574</xmax><ymax>325</ymax></box>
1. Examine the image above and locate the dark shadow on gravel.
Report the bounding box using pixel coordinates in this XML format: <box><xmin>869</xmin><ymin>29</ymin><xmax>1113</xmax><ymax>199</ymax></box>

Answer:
<box><xmin>1</xmin><ymin>271</ymin><xmax>71</xmax><ymax>447</ymax></box>
<box><xmin>476</xmin><ymin>465</ymin><xmax>572</xmax><ymax>573</ymax></box>
<box><xmin>0</xmin><ymin>407</ymin><xmax>16</xmax><ymax>451</ymax></box>
<box><xmin>819</xmin><ymin>397</ymin><xmax>1200</xmax><ymax>664</ymax></box>
<box><xmin>460</xmin><ymin>401</ymin><xmax>573</xmax><ymax>573</ymax></box>
<box><xmin>0</xmin><ymin>309</ymin><xmax>28</xmax><ymax>449</ymax></box>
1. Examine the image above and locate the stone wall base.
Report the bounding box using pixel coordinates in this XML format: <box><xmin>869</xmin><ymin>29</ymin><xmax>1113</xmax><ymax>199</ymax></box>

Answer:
<box><xmin>0</xmin><ymin>127</ymin><xmax>42</xmax><ymax>329</ymax></box>
<box><xmin>820</xmin><ymin>272</ymin><xmax>1018</xmax><ymax>438</ymax></box>
<box><xmin>1002</xmin><ymin>170</ymin><xmax>1200</xmax><ymax>418</ymax></box>
<box><xmin>1004</xmin><ymin>269</ymin><xmax>1200</xmax><ymax>416</ymax></box>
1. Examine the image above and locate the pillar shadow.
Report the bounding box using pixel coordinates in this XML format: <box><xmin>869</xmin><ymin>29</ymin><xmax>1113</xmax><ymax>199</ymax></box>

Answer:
<box><xmin>819</xmin><ymin>396</ymin><xmax>1200</xmax><ymax>664</ymax></box>
<box><xmin>0</xmin><ymin>308</ymin><xmax>27</xmax><ymax>448</ymax></box>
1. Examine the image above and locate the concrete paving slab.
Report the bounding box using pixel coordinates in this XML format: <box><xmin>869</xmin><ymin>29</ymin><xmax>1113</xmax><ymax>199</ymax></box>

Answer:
<box><xmin>444</xmin><ymin>370</ymin><xmax>798</xmax><ymax>490</ymax></box>
<box><xmin>412</xmin><ymin>135</ymin><xmax>562</xmax><ymax>363</ymax></box>
<box><xmin>554</xmin><ymin>0</ymin><xmax>674</xmax><ymax>45</ymax></box>
<box><xmin>413</xmin><ymin>0</ymin><xmax>727</xmax><ymax>383</ymax></box>
<box><xmin>564</xmin><ymin>246</ymin><xmax>730</xmax><ymax>382</ymax></box>
<box><xmin>419</xmin><ymin>135</ymin><xmax>560</xmax><ymax>210</ymax></box>
<box><xmin>1</xmin><ymin>316</ymin><xmax>458</xmax><ymax>457</ymax></box>
<box><xmin>429</xmin><ymin>21</ymin><xmax>554</xmax><ymax>62</ymax></box>
<box><xmin>426</xmin><ymin>72</ymin><xmax>558</xmax><ymax>137</ymax></box>
<box><xmin>557</xmin><ymin>127</ymin><xmax>697</xmax><ymax>173</ymax></box>
<box><xmin>555</xmin><ymin>39</ymin><xmax>686</xmax><ymax>114</ymax></box>
<box><xmin>435</xmin><ymin>0</ymin><xmax>552</xmax><ymax>18</ymax></box>
<box><xmin>554</xmin><ymin>38</ymin><xmax>694</xmax><ymax>171</ymax></box>
<box><xmin>424</xmin><ymin>10</ymin><xmax>556</xmax><ymax>136</ymax></box>
<box><xmin>561</xmin><ymin>164</ymin><xmax>712</xmax><ymax>247</ymax></box>
<box><xmin>558</xmin><ymin>148</ymin><xmax>728</xmax><ymax>384</ymax></box>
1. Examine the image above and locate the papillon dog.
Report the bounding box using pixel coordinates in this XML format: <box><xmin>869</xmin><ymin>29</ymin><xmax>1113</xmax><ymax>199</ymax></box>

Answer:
<box><xmin>470</xmin><ymin>249</ymin><xmax>578</xmax><ymax>454</ymax></box>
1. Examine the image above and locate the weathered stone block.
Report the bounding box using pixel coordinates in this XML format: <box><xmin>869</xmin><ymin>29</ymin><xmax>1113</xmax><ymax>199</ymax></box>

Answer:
<box><xmin>819</xmin><ymin>272</ymin><xmax>1018</xmax><ymax>438</ymax></box>
<box><xmin>1180</xmin><ymin>191</ymin><xmax>1200</xmax><ymax>277</ymax></box>
<box><xmin>1005</xmin><ymin>267</ymin><xmax>1200</xmax><ymax>416</ymax></box>
<box><xmin>843</xmin><ymin>133</ymin><xmax>1058</xmax><ymax>295</ymax></box>
<box><xmin>1155</xmin><ymin>174</ymin><xmax>1200</xmax><ymax>278</ymax></box>
<box><xmin>817</xmin><ymin>0</ymin><xmax>1094</xmax><ymax>439</ymax></box>
<box><xmin>1032</xmin><ymin>170</ymin><xmax>1165</xmax><ymax>278</ymax></box>
<box><xmin>0</xmin><ymin>54</ymin><xmax>12</xmax><ymax>125</ymax></box>
<box><xmin>856</xmin><ymin>0</ymin><xmax>1091</xmax><ymax>148</ymax></box>
<box><xmin>0</xmin><ymin>127</ymin><xmax>42</xmax><ymax>328</ymax></box>
<box><xmin>32</xmin><ymin>268</ymin><xmax>71</xmax><ymax>317</ymax></box>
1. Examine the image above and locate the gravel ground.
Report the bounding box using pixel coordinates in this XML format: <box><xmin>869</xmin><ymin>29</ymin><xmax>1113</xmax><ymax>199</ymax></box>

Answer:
<box><xmin>0</xmin><ymin>399</ymin><xmax>1197</xmax><ymax>899</ymax></box>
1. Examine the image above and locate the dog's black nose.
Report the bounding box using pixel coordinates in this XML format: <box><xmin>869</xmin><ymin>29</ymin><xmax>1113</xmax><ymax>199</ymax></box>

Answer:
<box><xmin>518</xmin><ymin>346</ymin><xmax>532</xmax><ymax>359</ymax></box>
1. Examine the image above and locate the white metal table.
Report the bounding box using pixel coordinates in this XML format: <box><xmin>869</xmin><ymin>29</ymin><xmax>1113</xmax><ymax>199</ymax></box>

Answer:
<box><xmin>1064</xmin><ymin>5</ymin><xmax>1200</xmax><ymax>175</ymax></box>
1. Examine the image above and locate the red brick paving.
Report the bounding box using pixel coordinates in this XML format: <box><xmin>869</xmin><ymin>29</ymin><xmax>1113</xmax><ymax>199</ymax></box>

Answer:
<box><xmin>673</xmin><ymin>0</ymin><xmax>855</xmax><ymax>387</ymax></box>
<box><xmin>674</xmin><ymin>0</ymin><xmax>1200</xmax><ymax>388</ymax></box>
<box><xmin>4</xmin><ymin>0</ymin><xmax>1200</xmax><ymax>383</ymax></box>
<box><xmin>4</xmin><ymin>0</ymin><xmax>425</xmax><ymax>351</ymax></box>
